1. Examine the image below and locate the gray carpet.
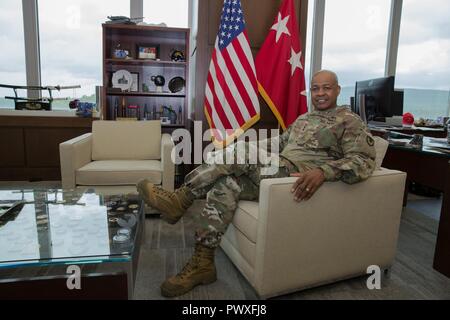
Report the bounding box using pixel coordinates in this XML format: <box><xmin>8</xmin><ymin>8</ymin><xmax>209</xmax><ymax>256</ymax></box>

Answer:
<box><xmin>1</xmin><ymin>181</ymin><xmax>449</xmax><ymax>299</ymax></box>
<box><xmin>133</xmin><ymin>199</ymin><xmax>450</xmax><ymax>300</ymax></box>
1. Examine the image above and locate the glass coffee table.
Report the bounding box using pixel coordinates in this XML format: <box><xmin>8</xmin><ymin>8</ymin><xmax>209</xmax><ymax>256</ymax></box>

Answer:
<box><xmin>0</xmin><ymin>188</ymin><xmax>144</xmax><ymax>299</ymax></box>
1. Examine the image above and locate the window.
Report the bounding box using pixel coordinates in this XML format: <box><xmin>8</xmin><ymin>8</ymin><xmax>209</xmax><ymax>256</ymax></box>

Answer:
<box><xmin>0</xmin><ymin>1</ymin><xmax>26</xmax><ymax>109</ymax></box>
<box><xmin>321</xmin><ymin>0</ymin><xmax>391</xmax><ymax>106</ymax></box>
<box><xmin>143</xmin><ymin>0</ymin><xmax>188</xmax><ymax>28</ymax></box>
<box><xmin>396</xmin><ymin>0</ymin><xmax>450</xmax><ymax>119</ymax></box>
<box><xmin>38</xmin><ymin>0</ymin><xmax>129</xmax><ymax>110</ymax></box>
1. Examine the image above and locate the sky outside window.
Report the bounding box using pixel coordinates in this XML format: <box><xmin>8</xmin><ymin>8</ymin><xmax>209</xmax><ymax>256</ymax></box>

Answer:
<box><xmin>38</xmin><ymin>0</ymin><xmax>129</xmax><ymax>109</ymax></box>
<box><xmin>1</xmin><ymin>1</ymin><xmax>448</xmax><ymax>117</ymax></box>
<box><xmin>321</xmin><ymin>0</ymin><xmax>391</xmax><ymax>106</ymax></box>
<box><xmin>396</xmin><ymin>0</ymin><xmax>450</xmax><ymax>118</ymax></box>
<box><xmin>0</xmin><ymin>1</ymin><xmax>26</xmax><ymax>109</ymax></box>
<box><xmin>143</xmin><ymin>0</ymin><xmax>189</xmax><ymax>28</ymax></box>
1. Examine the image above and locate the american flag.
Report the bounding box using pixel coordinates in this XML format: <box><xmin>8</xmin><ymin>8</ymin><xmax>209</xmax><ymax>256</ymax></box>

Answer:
<box><xmin>204</xmin><ymin>0</ymin><xmax>260</xmax><ymax>147</ymax></box>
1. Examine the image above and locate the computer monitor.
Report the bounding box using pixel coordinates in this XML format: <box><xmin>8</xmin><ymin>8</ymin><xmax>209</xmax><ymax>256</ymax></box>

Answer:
<box><xmin>392</xmin><ymin>89</ymin><xmax>404</xmax><ymax>117</ymax></box>
<box><xmin>353</xmin><ymin>76</ymin><xmax>397</xmax><ymax>122</ymax></box>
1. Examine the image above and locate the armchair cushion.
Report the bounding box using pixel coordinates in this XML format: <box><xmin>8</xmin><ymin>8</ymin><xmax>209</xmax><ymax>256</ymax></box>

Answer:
<box><xmin>91</xmin><ymin>120</ymin><xmax>161</xmax><ymax>160</ymax></box>
<box><xmin>59</xmin><ymin>133</ymin><xmax>93</xmax><ymax>189</ymax></box>
<box><xmin>161</xmin><ymin>133</ymin><xmax>175</xmax><ymax>191</ymax></box>
<box><xmin>76</xmin><ymin>160</ymin><xmax>162</xmax><ymax>186</ymax></box>
<box><xmin>233</xmin><ymin>201</ymin><xmax>259</xmax><ymax>244</ymax></box>
<box><xmin>374</xmin><ymin>136</ymin><xmax>389</xmax><ymax>170</ymax></box>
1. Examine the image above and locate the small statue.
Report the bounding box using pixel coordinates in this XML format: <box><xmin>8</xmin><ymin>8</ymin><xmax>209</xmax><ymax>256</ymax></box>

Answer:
<box><xmin>151</xmin><ymin>75</ymin><xmax>165</xmax><ymax>93</ymax></box>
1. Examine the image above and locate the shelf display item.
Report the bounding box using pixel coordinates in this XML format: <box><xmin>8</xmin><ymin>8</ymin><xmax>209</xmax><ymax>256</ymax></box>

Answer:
<box><xmin>178</xmin><ymin>106</ymin><xmax>183</xmax><ymax>124</ymax></box>
<box><xmin>113</xmin><ymin>43</ymin><xmax>131</xmax><ymax>59</ymax></box>
<box><xmin>151</xmin><ymin>75</ymin><xmax>165</xmax><ymax>93</ymax></box>
<box><xmin>137</xmin><ymin>44</ymin><xmax>159</xmax><ymax>60</ymax></box>
<box><xmin>168</xmin><ymin>76</ymin><xmax>185</xmax><ymax>93</ymax></box>
<box><xmin>160</xmin><ymin>117</ymin><xmax>171</xmax><ymax>125</ymax></box>
<box><xmin>170</xmin><ymin>49</ymin><xmax>185</xmax><ymax>62</ymax></box>
<box><xmin>112</xmin><ymin>70</ymin><xmax>133</xmax><ymax>92</ymax></box>
<box><xmin>130</xmin><ymin>72</ymin><xmax>139</xmax><ymax>92</ymax></box>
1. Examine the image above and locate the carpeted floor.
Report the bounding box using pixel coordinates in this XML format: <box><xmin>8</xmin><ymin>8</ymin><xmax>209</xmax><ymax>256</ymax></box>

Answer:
<box><xmin>133</xmin><ymin>197</ymin><xmax>450</xmax><ymax>300</ymax></box>
<box><xmin>1</xmin><ymin>181</ymin><xmax>449</xmax><ymax>299</ymax></box>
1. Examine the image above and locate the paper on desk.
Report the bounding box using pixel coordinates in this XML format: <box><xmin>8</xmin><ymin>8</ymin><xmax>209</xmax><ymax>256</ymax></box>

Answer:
<box><xmin>426</xmin><ymin>138</ymin><xmax>450</xmax><ymax>150</ymax></box>
<box><xmin>389</xmin><ymin>138</ymin><xmax>410</xmax><ymax>145</ymax></box>
<box><xmin>413</xmin><ymin>126</ymin><xmax>445</xmax><ymax>132</ymax></box>
<box><xmin>429</xmin><ymin>147</ymin><xmax>450</xmax><ymax>154</ymax></box>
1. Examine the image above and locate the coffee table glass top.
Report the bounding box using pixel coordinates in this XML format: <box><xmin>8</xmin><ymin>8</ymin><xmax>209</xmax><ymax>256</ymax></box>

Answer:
<box><xmin>0</xmin><ymin>189</ymin><xmax>143</xmax><ymax>268</ymax></box>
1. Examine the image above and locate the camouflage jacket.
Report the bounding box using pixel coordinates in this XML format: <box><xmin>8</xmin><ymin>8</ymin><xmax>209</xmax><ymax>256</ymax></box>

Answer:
<box><xmin>279</xmin><ymin>106</ymin><xmax>376</xmax><ymax>184</ymax></box>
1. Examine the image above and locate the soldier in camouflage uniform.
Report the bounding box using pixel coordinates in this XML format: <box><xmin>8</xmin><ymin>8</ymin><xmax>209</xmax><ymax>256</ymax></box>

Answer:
<box><xmin>137</xmin><ymin>70</ymin><xmax>377</xmax><ymax>297</ymax></box>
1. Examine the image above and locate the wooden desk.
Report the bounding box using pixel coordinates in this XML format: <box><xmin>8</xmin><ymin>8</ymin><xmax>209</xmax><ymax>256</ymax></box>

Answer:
<box><xmin>371</xmin><ymin>125</ymin><xmax>447</xmax><ymax>139</ymax></box>
<box><xmin>378</xmin><ymin>138</ymin><xmax>450</xmax><ymax>278</ymax></box>
<box><xmin>379</xmin><ymin>137</ymin><xmax>450</xmax><ymax>208</ymax></box>
<box><xmin>433</xmin><ymin>162</ymin><xmax>450</xmax><ymax>278</ymax></box>
<box><xmin>382</xmin><ymin>144</ymin><xmax>450</xmax><ymax>191</ymax></box>
<box><xmin>389</xmin><ymin>127</ymin><xmax>447</xmax><ymax>139</ymax></box>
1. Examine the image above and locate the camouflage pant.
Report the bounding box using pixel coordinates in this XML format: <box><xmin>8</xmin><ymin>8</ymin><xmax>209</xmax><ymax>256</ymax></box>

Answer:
<box><xmin>184</xmin><ymin>158</ymin><xmax>297</xmax><ymax>248</ymax></box>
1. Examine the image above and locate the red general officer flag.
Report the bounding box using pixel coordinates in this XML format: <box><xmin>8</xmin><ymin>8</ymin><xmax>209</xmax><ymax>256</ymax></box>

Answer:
<box><xmin>204</xmin><ymin>0</ymin><xmax>260</xmax><ymax>148</ymax></box>
<box><xmin>255</xmin><ymin>0</ymin><xmax>308</xmax><ymax>130</ymax></box>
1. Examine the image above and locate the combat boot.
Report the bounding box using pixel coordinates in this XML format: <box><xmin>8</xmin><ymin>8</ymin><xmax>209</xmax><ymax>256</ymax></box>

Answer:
<box><xmin>161</xmin><ymin>243</ymin><xmax>217</xmax><ymax>297</ymax></box>
<box><xmin>136</xmin><ymin>179</ymin><xmax>193</xmax><ymax>224</ymax></box>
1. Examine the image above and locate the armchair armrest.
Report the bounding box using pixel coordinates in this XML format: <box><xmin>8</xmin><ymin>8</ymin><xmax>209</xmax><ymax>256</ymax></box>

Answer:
<box><xmin>161</xmin><ymin>133</ymin><xmax>175</xmax><ymax>191</ymax></box>
<box><xmin>59</xmin><ymin>133</ymin><xmax>92</xmax><ymax>189</ymax></box>
<box><xmin>254</xmin><ymin>169</ymin><xmax>406</xmax><ymax>297</ymax></box>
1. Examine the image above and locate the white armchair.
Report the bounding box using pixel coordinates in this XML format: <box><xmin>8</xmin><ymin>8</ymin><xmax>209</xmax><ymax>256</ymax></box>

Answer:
<box><xmin>220</xmin><ymin>137</ymin><xmax>407</xmax><ymax>298</ymax></box>
<box><xmin>59</xmin><ymin>120</ymin><xmax>174</xmax><ymax>194</ymax></box>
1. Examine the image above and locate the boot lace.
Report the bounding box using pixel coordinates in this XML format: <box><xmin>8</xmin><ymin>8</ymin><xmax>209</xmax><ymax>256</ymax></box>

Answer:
<box><xmin>154</xmin><ymin>187</ymin><xmax>172</xmax><ymax>198</ymax></box>
<box><xmin>178</xmin><ymin>245</ymin><xmax>212</xmax><ymax>279</ymax></box>
<box><xmin>179</xmin><ymin>255</ymin><xmax>201</xmax><ymax>279</ymax></box>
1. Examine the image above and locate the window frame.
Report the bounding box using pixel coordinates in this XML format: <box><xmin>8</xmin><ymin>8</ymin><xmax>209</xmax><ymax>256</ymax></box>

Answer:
<box><xmin>20</xmin><ymin>0</ymin><xmax>142</xmax><ymax>94</ymax></box>
<box><xmin>17</xmin><ymin>0</ymin><xmax>445</xmax><ymax>117</ymax></box>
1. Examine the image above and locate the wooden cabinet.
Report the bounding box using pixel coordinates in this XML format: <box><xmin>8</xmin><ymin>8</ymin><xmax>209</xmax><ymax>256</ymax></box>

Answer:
<box><xmin>433</xmin><ymin>162</ymin><xmax>450</xmax><ymax>278</ymax></box>
<box><xmin>102</xmin><ymin>24</ymin><xmax>189</xmax><ymax>132</ymax></box>
<box><xmin>0</xmin><ymin>116</ymin><xmax>95</xmax><ymax>181</ymax></box>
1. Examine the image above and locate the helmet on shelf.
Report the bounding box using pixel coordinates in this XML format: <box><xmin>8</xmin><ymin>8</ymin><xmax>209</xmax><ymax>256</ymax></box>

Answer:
<box><xmin>170</xmin><ymin>49</ymin><xmax>185</xmax><ymax>62</ymax></box>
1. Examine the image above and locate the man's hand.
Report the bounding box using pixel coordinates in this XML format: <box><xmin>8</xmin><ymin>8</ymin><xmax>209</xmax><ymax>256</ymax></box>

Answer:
<box><xmin>290</xmin><ymin>168</ymin><xmax>325</xmax><ymax>202</ymax></box>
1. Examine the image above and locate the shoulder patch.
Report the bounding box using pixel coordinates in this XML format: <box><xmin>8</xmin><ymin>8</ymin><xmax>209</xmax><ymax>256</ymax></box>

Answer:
<box><xmin>366</xmin><ymin>136</ymin><xmax>375</xmax><ymax>146</ymax></box>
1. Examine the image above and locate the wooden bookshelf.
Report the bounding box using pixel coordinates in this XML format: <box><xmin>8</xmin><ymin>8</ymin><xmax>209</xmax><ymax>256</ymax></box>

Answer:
<box><xmin>102</xmin><ymin>24</ymin><xmax>189</xmax><ymax>130</ymax></box>
<box><xmin>105</xmin><ymin>58</ymin><xmax>187</xmax><ymax>67</ymax></box>
<box><xmin>105</xmin><ymin>90</ymin><xmax>185</xmax><ymax>98</ymax></box>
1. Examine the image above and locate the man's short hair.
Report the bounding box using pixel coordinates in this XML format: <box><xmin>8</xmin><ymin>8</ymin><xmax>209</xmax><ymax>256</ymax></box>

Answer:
<box><xmin>312</xmin><ymin>70</ymin><xmax>339</xmax><ymax>85</ymax></box>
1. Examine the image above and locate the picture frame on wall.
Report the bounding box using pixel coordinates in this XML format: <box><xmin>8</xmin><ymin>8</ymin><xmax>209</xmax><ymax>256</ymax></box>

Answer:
<box><xmin>131</xmin><ymin>72</ymin><xmax>139</xmax><ymax>92</ymax></box>
<box><xmin>137</xmin><ymin>44</ymin><xmax>159</xmax><ymax>60</ymax></box>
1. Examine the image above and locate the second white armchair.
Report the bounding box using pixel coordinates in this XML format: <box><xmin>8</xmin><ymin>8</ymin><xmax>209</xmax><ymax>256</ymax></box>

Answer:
<box><xmin>59</xmin><ymin>120</ymin><xmax>174</xmax><ymax>193</ymax></box>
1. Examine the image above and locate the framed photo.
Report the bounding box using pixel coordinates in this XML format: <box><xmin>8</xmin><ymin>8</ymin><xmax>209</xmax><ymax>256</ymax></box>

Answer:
<box><xmin>131</xmin><ymin>72</ymin><xmax>139</xmax><ymax>92</ymax></box>
<box><xmin>137</xmin><ymin>44</ymin><xmax>159</xmax><ymax>60</ymax></box>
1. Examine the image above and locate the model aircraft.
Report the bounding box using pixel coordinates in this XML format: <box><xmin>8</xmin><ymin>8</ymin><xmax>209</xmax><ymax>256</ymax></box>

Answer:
<box><xmin>0</xmin><ymin>83</ymin><xmax>81</xmax><ymax>110</ymax></box>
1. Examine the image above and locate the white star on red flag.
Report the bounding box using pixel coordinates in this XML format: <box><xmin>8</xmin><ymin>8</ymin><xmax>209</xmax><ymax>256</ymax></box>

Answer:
<box><xmin>271</xmin><ymin>13</ymin><xmax>290</xmax><ymax>43</ymax></box>
<box><xmin>256</xmin><ymin>0</ymin><xmax>308</xmax><ymax>129</ymax></box>
<box><xmin>288</xmin><ymin>48</ymin><xmax>303</xmax><ymax>76</ymax></box>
